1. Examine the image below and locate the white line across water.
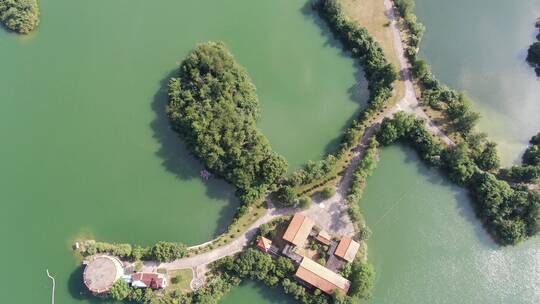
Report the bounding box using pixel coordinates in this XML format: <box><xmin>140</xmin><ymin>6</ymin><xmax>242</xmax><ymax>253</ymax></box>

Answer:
<box><xmin>46</xmin><ymin>269</ymin><xmax>55</xmax><ymax>304</ymax></box>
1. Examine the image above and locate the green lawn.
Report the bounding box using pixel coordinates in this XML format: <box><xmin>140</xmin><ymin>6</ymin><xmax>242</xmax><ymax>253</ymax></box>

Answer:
<box><xmin>166</xmin><ymin>269</ymin><xmax>193</xmax><ymax>294</ymax></box>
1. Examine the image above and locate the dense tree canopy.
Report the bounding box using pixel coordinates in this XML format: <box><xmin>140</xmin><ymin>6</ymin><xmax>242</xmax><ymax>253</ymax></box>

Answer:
<box><xmin>109</xmin><ymin>280</ymin><xmax>131</xmax><ymax>301</ymax></box>
<box><xmin>151</xmin><ymin>241</ymin><xmax>187</xmax><ymax>262</ymax></box>
<box><xmin>0</xmin><ymin>0</ymin><xmax>39</xmax><ymax>34</ymax></box>
<box><xmin>347</xmin><ymin>261</ymin><xmax>374</xmax><ymax>300</ymax></box>
<box><xmin>527</xmin><ymin>41</ymin><xmax>540</xmax><ymax>75</ymax></box>
<box><xmin>167</xmin><ymin>42</ymin><xmax>287</xmax><ymax>204</ymax></box>
<box><xmin>499</xmin><ymin>165</ymin><xmax>540</xmax><ymax>183</ymax></box>
<box><xmin>523</xmin><ymin>145</ymin><xmax>540</xmax><ymax>166</ymax></box>
<box><xmin>475</xmin><ymin>141</ymin><xmax>500</xmax><ymax>171</ymax></box>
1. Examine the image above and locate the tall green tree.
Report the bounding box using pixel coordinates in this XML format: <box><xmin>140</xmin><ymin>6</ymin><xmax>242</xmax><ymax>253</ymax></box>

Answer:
<box><xmin>0</xmin><ymin>0</ymin><xmax>39</xmax><ymax>34</ymax></box>
<box><xmin>476</xmin><ymin>142</ymin><xmax>500</xmax><ymax>171</ymax></box>
<box><xmin>109</xmin><ymin>280</ymin><xmax>131</xmax><ymax>301</ymax></box>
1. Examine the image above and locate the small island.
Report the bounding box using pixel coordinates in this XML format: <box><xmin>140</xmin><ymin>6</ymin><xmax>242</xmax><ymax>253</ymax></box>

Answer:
<box><xmin>0</xmin><ymin>0</ymin><xmax>39</xmax><ymax>34</ymax></box>
<box><xmin>166</xmin><ymin>41</ymin><xmax>288</xmax><ymax>205</ymax></box>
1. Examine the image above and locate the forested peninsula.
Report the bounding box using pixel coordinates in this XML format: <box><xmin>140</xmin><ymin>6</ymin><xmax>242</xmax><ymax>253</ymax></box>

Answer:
<box><xmin>393</xmin><ymin>0</ymin><xmax>540</xmax><ymax>245</ymax></box>
<box><xmin>0</xmin><ymin>0</ymin><xmax>39</xmax><ymax>34</ymax></box>
<box><xmin>167</xmin><ymin>42</ymin><xmax>288</xmax><ymax>204</ymax></box>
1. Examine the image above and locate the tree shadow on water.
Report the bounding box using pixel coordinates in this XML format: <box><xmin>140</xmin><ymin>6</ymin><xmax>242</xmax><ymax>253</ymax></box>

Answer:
<box><xmin>68</xmin><ymin>266</ymin><xmax>104</xmax><ymax>303</ymax></box>
<box><xmin>151</xmin><ymin>69</ymin><xmax>199</xmax><ymax>181</ymax></box>
<box><xmin>150</xmin><ymin>68</ymin><xmax>240</xmax><ymax>237</ymax></box>
<box><xmin>300</xmin><ymin>1</ymin><xmax>370</xmax><ymax>156</ymax></box>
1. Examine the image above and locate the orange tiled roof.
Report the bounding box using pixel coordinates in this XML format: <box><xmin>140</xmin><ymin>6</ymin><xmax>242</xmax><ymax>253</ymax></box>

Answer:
<box><xmin>334</xmin><ymin>236</ymin><xmax>360</xmax><ymax>262</ymax></box>
<box><xmin>295</xmin><ymin>258</ymin><xmax>350</xmax><ymax>295</ymax></box>
<box><xmin>283</xmin><ymin>214</ymin><xmax>314</xmax><ymax>246</ymax></box>
<box><xmin>257</xmin><ymin>237</ymin><xmax>272</xmax><ymax>252</ymax></box>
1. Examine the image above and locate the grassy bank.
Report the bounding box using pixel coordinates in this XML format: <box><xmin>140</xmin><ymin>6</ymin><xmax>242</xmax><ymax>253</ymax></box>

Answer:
<box><xmin>339</xmin><ymin>0</ymin><xmax>406</xmax><ymax>106</ymax></box>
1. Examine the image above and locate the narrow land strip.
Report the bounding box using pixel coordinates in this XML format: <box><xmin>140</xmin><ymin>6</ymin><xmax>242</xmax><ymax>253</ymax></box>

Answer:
<box><xmin>131</xmin><ymin>0</ymin><xmax>455</xmax><ymax>285</ymax></box>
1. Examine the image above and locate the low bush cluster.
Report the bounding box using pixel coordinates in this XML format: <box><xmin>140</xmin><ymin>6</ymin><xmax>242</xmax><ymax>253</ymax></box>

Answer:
<box><xmin>346</xmin><ymin>138</ymin><xmax>379</xmax><ymax>240</ymax></box>
<box><xmin>320</xmin><ymin>186</ymin><xmax>336</xmax><ymax>199</ymax></box>
<box><xmin>394</xmin><ymin>0</ymin><xmax>425</xmax><ymax>55</ymax></box>
<box><xmin>289</xmin><ymin>155</ymin><xmax>340</xmax><ymax>187</ymax></box>
<box><xmin>81</xmin><ymin>240</ymin><xmax>187</xmax><ymax>262</ymax></box>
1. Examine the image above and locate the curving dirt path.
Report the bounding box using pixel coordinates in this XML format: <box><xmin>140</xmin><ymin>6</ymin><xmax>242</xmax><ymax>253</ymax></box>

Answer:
<box><xmin>383</xmin><ymin>0</ymin><xmax>454</xmax><ymax>146</ymax></box>
<box><xmin>136</xmin><ymin>204</ymin><xmax>295</xmax><ymax>273</ymax></box>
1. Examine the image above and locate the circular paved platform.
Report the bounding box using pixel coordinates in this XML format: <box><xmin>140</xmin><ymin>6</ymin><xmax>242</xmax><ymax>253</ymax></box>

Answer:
<box><xmin>83</xmin><ymin>255</ymin><xmax>123</xmax><ymax>293</ymax></box>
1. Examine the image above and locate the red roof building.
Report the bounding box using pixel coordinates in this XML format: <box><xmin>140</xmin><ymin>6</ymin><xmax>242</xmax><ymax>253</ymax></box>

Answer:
<box><xmin>283</xmin><ymin>213</ymin><xmax>315</xmax><ymax>247</ymax></box>
<box><xmin>257</xmin><ymin>237</ymin><xmax>273</xmax><ymax>253</ymax></box>
<box><xmin>334</xmin><ymin>236</ymin><xmax>360</xmax><ymax>263</ymax></box>
<box><xmin>315</xmin><ymin>230</ymin><xmax>332</xmax><ymax>246</ymax></box>
<box><xmin>295</xmin><ymin>257</ymin><xmax>350</xmax><ymax>295</ymax></box>
<box><xmin>131</xmin><ymin>272</ymin><xmax>167</xmax><ymax>289</ymax></box>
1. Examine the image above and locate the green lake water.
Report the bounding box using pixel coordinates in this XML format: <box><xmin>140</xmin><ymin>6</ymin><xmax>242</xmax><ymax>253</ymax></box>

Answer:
<box><xmin>361</xmin><ymin>1</ymin><xmax>540</xmax><ymax>303</ymax></box>
<box><xmin>416</xmin><ymin>0</ymin><xmax>540</xmax><ymax>164</ymax></box>
<box><xmin>362</xmin><ymin>146</ymin><xmax>539</xmax><ymax>304</ymax></box>
<box><xmin>0</xmin><ymin>0</ymin><xmax>364</xmax><ymax>303</ymax></box>
<box><xmin>1</xmin><ymin>0</ymin><xmax>539</xmax><ymax>303</ymax></box>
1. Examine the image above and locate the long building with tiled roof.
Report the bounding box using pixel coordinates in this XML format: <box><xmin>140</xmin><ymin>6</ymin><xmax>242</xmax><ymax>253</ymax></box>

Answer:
<box><xmin>295</xmin><ymin>257</ymin><xmax>350</xmax><ymax>295</ymax></box>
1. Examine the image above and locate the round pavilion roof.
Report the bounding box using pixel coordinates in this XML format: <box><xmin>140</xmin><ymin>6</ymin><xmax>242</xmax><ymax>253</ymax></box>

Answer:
<box><xmin>83</xmin><ymin>255</ymin><xmax>124</xmax><ymax>293</ymax></box>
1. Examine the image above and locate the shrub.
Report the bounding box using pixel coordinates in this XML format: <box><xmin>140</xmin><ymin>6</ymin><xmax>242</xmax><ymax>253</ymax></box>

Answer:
<box><xmin>298</xmin><ymin>196</ymin><xmax>312</xmax><ymax>209</ymax></box>
<box><xmin>321</xmin><ymin>187</ymin><xmax>336</xmax><ymax>199</ymax></box>
<box><xmin>276</xmin><ymin>185</ymin><xmax>298</xmax><ymax>207</ymax></box>
<box><xmin>83</xmin><ymin>241</ymin><xmax>132</xmax><ymax>259</ymax></box>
